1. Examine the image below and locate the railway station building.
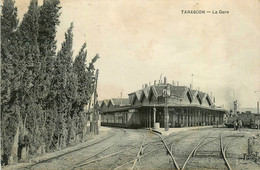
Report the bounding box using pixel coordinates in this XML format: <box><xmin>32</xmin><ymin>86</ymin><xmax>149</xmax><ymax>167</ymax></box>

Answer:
<box><xmin>99</xmin><ymin>79</ymin><xmax>227</xmax><ymax>128</ymax></box>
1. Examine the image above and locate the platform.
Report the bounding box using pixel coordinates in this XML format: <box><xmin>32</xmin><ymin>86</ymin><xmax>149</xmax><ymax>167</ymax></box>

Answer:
<box><xmin>151</xmin><ymin>126</ymin><xmax>215</xmax><ymax>136</ymax></box>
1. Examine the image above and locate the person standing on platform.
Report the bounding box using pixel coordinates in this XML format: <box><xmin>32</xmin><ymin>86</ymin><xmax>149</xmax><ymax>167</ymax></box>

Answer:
<box><xmin>238</xmin><ymin>120</ymin><xmax>242</xmax><ymax>131</ymax></box>
<box><xmin>234</xmin><ymin>120</ymin><xmax>237</xmax><ymax>131</ymax></box>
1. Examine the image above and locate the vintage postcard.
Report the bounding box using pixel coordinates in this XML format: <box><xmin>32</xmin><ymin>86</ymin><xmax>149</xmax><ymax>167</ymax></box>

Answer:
<box><xmin>1</xmin><ymin>0</ymin><xmax>260</xmax><ymax>169</ymax></box>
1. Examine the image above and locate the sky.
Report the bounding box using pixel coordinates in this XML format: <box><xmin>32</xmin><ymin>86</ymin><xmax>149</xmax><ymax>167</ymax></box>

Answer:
<box><xmin>14</xmin><ymin>0</ymin><xmax>260</xmax><ymax>110</ymax></box>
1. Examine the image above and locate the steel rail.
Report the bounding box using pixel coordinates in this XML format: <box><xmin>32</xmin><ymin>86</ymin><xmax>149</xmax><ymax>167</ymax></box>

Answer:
<box><xmin>73</xmin><ymin>129</ymin><xmax>143</xmax><ymax>170</ymax></box>
<box><xmin>114</xmin><ymin>129</ymin><xmax>183</xmax><ymax>170</ymax></box>
<box><xmin>113</xmin><ymin>131</ymin><xmax>167</xmax><ymax>170</ymax></box>
<box><xmin>181</xmin><ymin>132</ymin><xmax>211</xmax><ymax>170</ymax></box>
<box><xmin>113</xmin><ymin>146</ymin><xmax>165</xmax><ymax>170</ymax></box>
<box><xmin>220</xmin><ymin>133</ymin><xmax>232</xmax><ymax>170</ymax></box>
<box><xmin>73</xmin><ymin>146</ymin><xmax>137</xmax><ymax>169</ymax></box>
<box><xmin>143</xmin><ymin>129</ymin><xmax>196</xmax><ymax>149</ymax></box>
<box><xmin>113</xmin><ymin>130</ymin><xmax>180</xmax><ymax>170</ymax></box>
<box><xmin>193</xmin><ymin>133</ymin><xmax>244</xmax><ymax>156</ymax></box>
<box><xmin>23</xmin><ymin>129</ymin><xmax>121</xmax><ymax>169</ymax></box>
<box><xmin>73</xmin><ymin>129</ymin><xmax>127</xmax><ymax>166</ymax></box>
<box><xmin>152</xmin><ymin>131</ymin><xmax>180</xmax><ymax>170</ymax></box>
<box><xmin>72</xmin><ymin>141</ymin><xmax>118</xmax><ymax>167</ymax></box>
<box><xmin>170</xmin><ymin>133</ymin><xmax>193</xmax><ymax>156</ymax></box>
<box><xmin>131</xmin><ymin>135</ymin><xmax>145</xmax><ymax>170</ymax></box>
<box><xmin>180</xmin><ymin>132</ymin><xmax>240</xmax><ymax>170</ymax></box>
<box><xmin>70</xmin><ymin>129</ymin><xmax>127</xmax><ymax>169</ymax></box>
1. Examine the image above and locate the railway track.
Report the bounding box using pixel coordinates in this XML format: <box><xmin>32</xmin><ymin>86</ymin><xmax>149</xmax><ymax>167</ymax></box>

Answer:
<box><xmin>131</xmin><ymin>134</ymin><xmax>146</xmax><ymax>170</ymax></box>
<box><xmin>193</xmin><ymin>133</ymin><xmax>244</xmax><ymax>157</ymax></box>
<box><xmin>125</xmin><ymin>129</ymin><xmax>201</xmax><ymax>170</ymax></box>
<box><xmin>180</xmin><ymin>132</ymin><xmax>211</xmax><ymax>170</ymax></box>
<box><xmin>112</xmin><ymin>130</ymin><xmax>192</xmax><ymax>170</ymax></box>
<box><xmin>220</xmin><ymin>133</ymin><xmax>245</xmax><ymax>170</ymax></box>
<box><xmin>220</xmin><ymin>133</ymin><xmax>232</xmax><ymax>170</ymax></box>
<box><xmin>21</xmin><ymin>128</ymin><xmax>234</xmax><ymax>170</ymax></box>
<box><xmin>157</xmin><ymin>133</ymin><xmax>180</xmax><ymax>170</ymax></box>
<box><xmin>170</xmin><ymin>133</ymin><xmax>196</xmax><ymax>160</ymax></box>
<box><xmin>71</xmin><ymin>129</ymin><xmax>150</xmax><ymax>170</ymax></box>
<box><xmin>23</xmin><ymin>130</ymin><xmax>120</xmax><ymax>168</ymax></box>
<box><xmin>178</xmin><ymin>132</ymin><xmax>245</xmax><ymax>170</ymax></box>
<box><xmin>22</xmin><ymin>129</ymin><xmax>124</xmax><ymax>169</ymax></box>
<box><xmin>145</xmin><ymin>130</ymin><xmax>192</xmax><ymax>170</ymax></box>
<box><xmin>71</xmin><ymin>129</ymin><xmax>127</xmax><ymax>169</ymax></box>
<box><xmin>70</xmin><ymin>129</ymin><xmax>132</xmax><ymax>169</ymax></box>
<box><xmin>110</xmin><ymin>130</ymin><xmax>166</xmax><ymax>170</ymax></box>
<box><xmin>72</xmin><ymin>146</ymin><xmax>137</xmax><ymax>169</ymax></box>
<box><xmin>102</xmin><ymin>130</ymin><xmax>190</xmax><ymax>170</ymax></box>
<box><xmin>112</xmin><ymin>145</ymin><xmax>164</xmax><ymax>170</ymax></box>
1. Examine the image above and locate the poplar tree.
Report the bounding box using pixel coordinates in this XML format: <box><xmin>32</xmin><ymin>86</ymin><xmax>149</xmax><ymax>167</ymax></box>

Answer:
<box><xmin>72</xmin><ymin>44</ymin><xmax>99</xmax><ymax>139</ymax></box>
<box><xmin>1</xmin><ymin>0</ymin><xmax>99</xmax><ymax>164</ymax></box>
<box><xmin>37</xmin><ymin>0</ymin><xmax>61</xmax><ymax>152</ymax></box>
<box><xmin>72</xmin><ymin>44</ymin><xmax>87</xmax><ymax>139</ymax></box>
<box><xmin>51</xmin><ymin>23</ymin><xmax>74</xmax><ymax>148</ymax></box>
<box><xmin>18</xmin><ymin>0</ymin><xmax>43</xmax><ymax>154</ymax></box>
<box><xmin>1</xmin><ymin>0</ymin><xmax>20</xmax><ymax>164</ymax></box>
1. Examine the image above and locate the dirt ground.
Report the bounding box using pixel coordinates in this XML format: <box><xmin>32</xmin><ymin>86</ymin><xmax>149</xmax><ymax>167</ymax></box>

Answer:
<box><xmin>2</xmin><ymin>127</ymin><xmax>260</xmax><ymax>170</ymax></box>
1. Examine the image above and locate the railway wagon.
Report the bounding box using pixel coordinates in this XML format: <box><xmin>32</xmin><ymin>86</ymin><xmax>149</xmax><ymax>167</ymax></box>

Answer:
<box><xmin>225</xmin><ymin>112</ymin><xmax>260</xmax><ymax>129</ymax></box>
<box><xmin>251</xmin><ymin>114</ymin><xmax>260</xmax><ymax>129</ymax></box>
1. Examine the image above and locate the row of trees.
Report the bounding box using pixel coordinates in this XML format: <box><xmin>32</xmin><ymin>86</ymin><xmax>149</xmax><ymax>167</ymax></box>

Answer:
<box><xmin>1</xmin><ymin>0</ymin><xmax>99</xmax><ymax>165</ymax></box>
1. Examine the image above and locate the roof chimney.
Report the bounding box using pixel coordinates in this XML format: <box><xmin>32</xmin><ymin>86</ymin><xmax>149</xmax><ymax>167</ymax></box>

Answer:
<box><xmin>145</xmin><ymin>84</ymin><xmax>148</xmax><ymax>88</ymax></box>
<box><xmin>142</xmin><ymin>84</ymin><xmax>144</xmax><ymax>89</ymax></box>
<box><xmin>190</xmin><ymin>84</ymin><xmax>192</xmax><ymax>89</ymax></box>
<box><xmin>164</xmin><ymin>77</ymin><xmax>167</xmax><ymax>85</ymax></box>
<box><xmin>154</xmin><ymin>80</ymin><xmax>157</xmax><ymax>85</ymax></box>
<box><xmin>172</xmin><ymin>80</ymin><xmax>175</xmax><ymax>86</ymax></box>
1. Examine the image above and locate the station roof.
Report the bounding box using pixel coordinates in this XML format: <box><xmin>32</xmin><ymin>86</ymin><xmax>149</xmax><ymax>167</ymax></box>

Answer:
<box><xmin>100</xmin><ymin>82</ymin><xmax>221</xmax><ymax>112</ymax></box>
<box><xmin>190</xmin><ymin>90</ymin><xmax>198</xmax><ymax>100</ymax></box>
<box><xmin>110</xmin><ymin>98</ymin><xmax>130</xmax><ymax>106</ymax></box>
<box><xmin>128</xmin><ymin>84</ymin><xmax>199</xmax><ymax>104</ymax></box>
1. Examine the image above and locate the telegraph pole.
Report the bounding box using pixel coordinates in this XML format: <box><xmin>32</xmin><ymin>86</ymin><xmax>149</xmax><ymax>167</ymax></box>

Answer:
<box><xmin>93</xmin><ymin>69</ymin><xmax>99</xmax><ymax>134</ymax></box>
<box><xmin>153</xmin><ymin>104</ymin><xmax>156</xmax><ymax>129</ymax></box>
<box><xmin>164</xmin><ymin>97</ymin><xmax>169</xmax><ymax>131</ymax></box>
<box><xmin>234</xmin><ymin>100</ymin><xmax>238</xmax><ymax>116</ymax></box>
<box><xmin>163</xmin><ymin>84</ymin><xmax>171</xmax><ymax>131</ymax></box>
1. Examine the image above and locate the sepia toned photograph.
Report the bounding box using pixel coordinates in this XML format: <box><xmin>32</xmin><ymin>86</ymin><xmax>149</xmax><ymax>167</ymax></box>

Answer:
<box><xmin>1</xmin><ymin>0</ymin><xmax>260</xmax><ymax>169</ymax></box>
